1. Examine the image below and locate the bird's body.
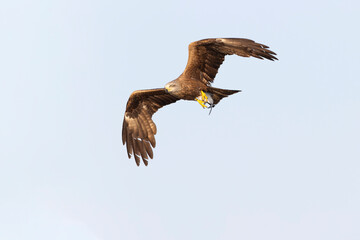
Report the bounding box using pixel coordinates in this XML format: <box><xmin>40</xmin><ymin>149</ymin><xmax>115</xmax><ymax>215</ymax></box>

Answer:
<box><xmin>165</xmin><ymin>77</ymin><xmax>240</xmax><ymax>105</ymax></box>
<box><xmin>165</xmin><ymin>78</ymin><xmax>203</xmax><ymax>100</ymax></box>
<box><xmin>122</xmin><ymin>38</ymin><xmax>278</xmax><ymax>166</ymax></box>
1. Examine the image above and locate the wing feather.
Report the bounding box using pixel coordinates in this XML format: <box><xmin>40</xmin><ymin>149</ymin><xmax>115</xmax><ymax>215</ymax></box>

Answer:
<box><xmin>133</xmin><ymin>139</ymin><xmax>141</xmax><ymax>166</ymax></box>
<box><xmin>122</xmin><ymin>88</ymin><xmax>178</xmax><ymax>166</ymax></box>
<box><xmin>137</xmin><ymin>139</ymin><xmax>148</xmax><ymax>161</ymax></box>
<box><xmin>138</xmin><ymin>112</ymin><xmax>156</xmax><ymax>147</ymax></box>
<box><xmin>125</xmin><ymin>130</ymin><xmax>133</xmax><ymax>158</ymax></box>
<box><xmin>181</xmin><ymin>38</ymin><xmax>277</xmax><ymax>85</ymax></box>
<box><xmin>144</xmin><ymin>141</ymin><xmax>153</xmax><ymax>159</ymax></box>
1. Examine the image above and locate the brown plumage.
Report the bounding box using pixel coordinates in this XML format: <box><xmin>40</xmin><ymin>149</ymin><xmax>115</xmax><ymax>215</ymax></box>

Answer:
<box><xmin>122</xmin><ymin>38</ymin><xmax>278</xmax><ymax>166</ymax></box>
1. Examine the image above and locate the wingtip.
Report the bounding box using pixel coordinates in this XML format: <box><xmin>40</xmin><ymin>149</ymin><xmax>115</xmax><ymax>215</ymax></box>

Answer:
<box><xmin>135</xmin><ymin>155</ymin><xmax>140</xmax><ymax>166</ymax></box>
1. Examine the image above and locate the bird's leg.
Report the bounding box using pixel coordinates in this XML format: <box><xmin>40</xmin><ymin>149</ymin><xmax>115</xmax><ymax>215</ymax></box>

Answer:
<box><xmin>201</xmin><ymin>90</ymin><xmax>208</xmax><ymax>102</ymax></box>
<box><xmin>195</xmin><ymin>91</ymin><xmax>210</xmax><ymax>109</ymax></box>
<box><xmin>196</xmin><ymin>98</ymin><xmax>207</xmax><ymax>108</ymax></box>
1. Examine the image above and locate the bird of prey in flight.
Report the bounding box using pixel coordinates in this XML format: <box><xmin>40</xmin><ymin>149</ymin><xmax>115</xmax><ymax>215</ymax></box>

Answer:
<box><xmin>122</xmin><ymin>38</ymin><xmax>277</xmax><ymax>166</ymax></box>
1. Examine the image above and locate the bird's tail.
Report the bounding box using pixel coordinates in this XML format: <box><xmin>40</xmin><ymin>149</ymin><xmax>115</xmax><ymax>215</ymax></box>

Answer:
<box><xmin>208</xmin><ymin>87</ymin><xmax>241</xmax><ymax>105</ymax></box>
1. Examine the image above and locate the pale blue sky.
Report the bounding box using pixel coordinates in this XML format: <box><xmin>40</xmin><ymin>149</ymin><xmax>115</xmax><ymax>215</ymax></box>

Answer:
<box><xmin>1</xmin><ymin>0</ymin><xmax>359</xmax><ymax>239</ymax></box>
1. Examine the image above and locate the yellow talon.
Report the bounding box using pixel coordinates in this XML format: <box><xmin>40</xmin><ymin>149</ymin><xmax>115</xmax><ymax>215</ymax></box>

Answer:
<box><xmin>195</xmin><ymin>91</ymin><xmax>210</xmax><ymax>109</ymax></box>
<box><xmin>201</xmin><ymin>91</ymin><xmax>208</xmax><ymax>102</ymax></box>
<box><xmin>196</xmin><ymin>98</ymin><xmax>207</xmax><ymax>108</ymax></box>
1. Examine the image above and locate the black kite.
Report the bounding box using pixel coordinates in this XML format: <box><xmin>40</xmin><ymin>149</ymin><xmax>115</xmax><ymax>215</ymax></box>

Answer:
<box><xmin>122</xmin><ymin>38</ymin><xmax>277</xmax><ymax>166</ymax></box>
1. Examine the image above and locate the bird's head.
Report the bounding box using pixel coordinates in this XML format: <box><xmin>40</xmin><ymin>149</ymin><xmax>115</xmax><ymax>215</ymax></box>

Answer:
<box><xmin>164</xmin><ymin>80</ymin><xmax>179</xmax><ymax>94</ymax></box>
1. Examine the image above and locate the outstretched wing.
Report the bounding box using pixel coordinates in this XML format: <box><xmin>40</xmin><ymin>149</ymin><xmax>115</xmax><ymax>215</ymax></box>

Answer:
<box><xmin>181</xmin><ymin>38</ymin><xmax>278</xmax><ymax>86</ymax></box>
<box><xmin>122</xmin><ymin>88</ymin><xmax>179</xmax><ymax>166</ymax></box>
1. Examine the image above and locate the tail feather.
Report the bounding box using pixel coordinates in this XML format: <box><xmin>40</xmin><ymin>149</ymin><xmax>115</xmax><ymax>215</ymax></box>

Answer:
<box><xmin>208</xmin><ymin>87</ymin><xmax>241</xmax><ymax>105</ymax></box>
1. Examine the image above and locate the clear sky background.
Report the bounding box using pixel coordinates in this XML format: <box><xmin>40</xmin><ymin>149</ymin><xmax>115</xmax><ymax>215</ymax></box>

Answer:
<box><xmin>1</xmin><ymin>0</ymin><xmax>359</xmax><ymax>239</ymax></box>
